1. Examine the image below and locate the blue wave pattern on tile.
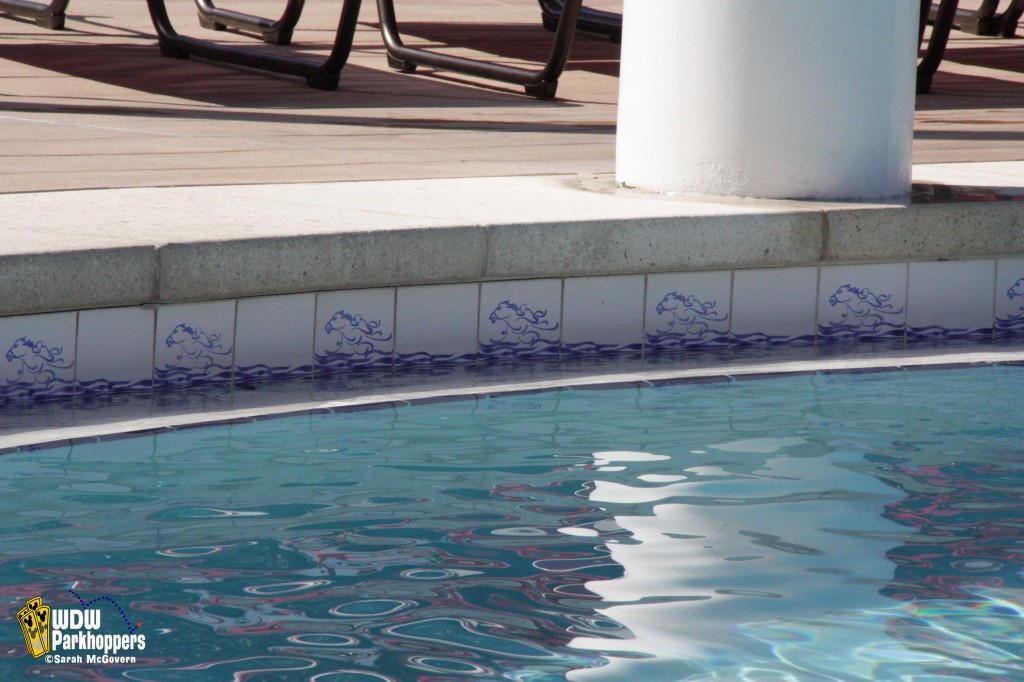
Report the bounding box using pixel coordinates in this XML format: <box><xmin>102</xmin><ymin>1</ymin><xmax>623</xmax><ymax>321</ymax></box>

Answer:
<box><xmin>480</xmin><ymin>300</ymin><xmax>560</xmax><ymax>359</ymax></box>
<box><xmin>996</xmin><ymin>276</ymin><xmax>1024</xmax><ymax>337</ymax></box>
<box><xmin>819</xmin><ymin>284</ymin><xmax>905</xmax><ymax>342</ymax></box>
<box><xmin>908</xmin><ymin>326</ymin><xmax>993</xmax><ymax>340</ymax></box>
<box><xmin>395</xmin><ymin>351</ymin><xmax>478</xmax><ymax>367</ymax></box>
<box><xmin>646</xmin><ymin>292</ymin><xmax>729</xmax><ymax>351</ymax></box>
<box><xmin>155</xmin><ymin>323</ymin><xmax>233</xmax><ymax>388</ymax></box>
<box><xmin>562</xmin><ymin>341</ymin><xmax>643</xmax><ymax>356</ymax></box>
<box><xmin>235</xmin><ymin>364</ymin><xmax>314</xmax><ymax>383</ymax></box>
<box><xmin>732</xmin><ymin>332</ymin><xmax>816</xmax><ymax>346</ymax></box>
<box><xmin>315</xmin><ymin>310</ymin><xmax>393</xmax><ymax>373</ymax></box>
<box><xmin>77</xmin><ymin>378</ymin><xmax>153</xmax><ymax>396</ymax></box>
<box><xmin>1</xmin><ymin>336</ymin><xmax>75</xmax><ymax>403</ymax></box>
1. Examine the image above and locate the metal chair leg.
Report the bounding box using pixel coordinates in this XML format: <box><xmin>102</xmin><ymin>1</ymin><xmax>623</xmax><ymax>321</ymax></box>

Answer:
<box><xmin>957</xmin><ymin>0</ymin><xmax>1002</xmax><ymax>35</ymax></box>
<box><xmin>994</xmin><ymin>0</ymin><xmax>1023</xmax><ymax>36</ymax></box>
<box><xmin>376</xmin><ymin>0</ymin><xmax>583</xmax><ymax>98</ymax></box>
<box><xmin>143</xmin><ymin>0</ymin><xmax>363</xmax><ymax>89</ymax></box>
<box><xmin>0</xmin><ymin>0</ymin><xmax>71</xmax><ymax>29</ymax></box>
<box><xmin>927</xmin><ymin>0</ymin><xmax>1021</xmax><ymax>37</ymax></box>
<box><xmin>537</xmin><ymin>0</ymin><xmax>620</xmax><ymax>43</ymax></box>
<box><xmin>918</xmin><ymin>0</ymin><xmax>960</xmax><ymax>94</ymax></box>
<box><xmin>194</xmin><ymin>0</ymin><xmax>306</xmax><ymax>46</ymax></box>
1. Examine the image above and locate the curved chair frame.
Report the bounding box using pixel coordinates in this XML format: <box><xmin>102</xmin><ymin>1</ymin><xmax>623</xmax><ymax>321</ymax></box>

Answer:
<box><xmin>0</xmin><ymin>0</ymin><xmax>70</xmax><ymax>28</ymax></box>
<box><xmin>194</xmin><ymin>0</ymin><xmax>305</xmax><ymax>45</ymax></box>
<box><xmin>375</xmin><ymin>0</ymin><xmax>584</xmax><ymax>98</ymax></box>
<box><xmin>144</xmin><ymin>0</ymin><xmax>363</xmax><ymax>89</ymax></box>
<box><xmin>918</xmin><ymin>0</ymin><xmax>1024</xmax><ymax>88</ymax></box>
<box><xmin>184</xmin><ymin>0</ymin><xmax>586</xmax><ymax>97</ymax></box>
<box><xmin>7</xmin><ymin>0</ymin><xmax>1014</xmax><ymax>93</ymax></box>
<box><xmin>950</xmin><ymin>0</ymin><xmax>1023</xmax><ymax>36</ymax></box>
<box><xmin>996</xmin><ymin>0</ymin><xmax>1024</xmax><ymax>36</ymax></box>
<box><xmin>537</xmin><ymin>0</ymin><xmax>620</xmax><ymax>42</ymax></box>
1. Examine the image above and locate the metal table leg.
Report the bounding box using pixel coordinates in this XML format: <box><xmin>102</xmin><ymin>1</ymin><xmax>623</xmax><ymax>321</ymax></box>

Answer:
<box><xmin>194</xmin><ymin>0</ymin><xmax>305</xmax><ymax>45</ymax></box>
<box><xmin>0</xmin><ymin>0</ymin><xmax>70</xmax><ymax>29</ymax></box>
<box><xmin>537</xmin><ymin>0</ymin><xmax>620</xmax><ymax>43</ymax></box>
<box><xmin>144</xmin><ymin>0</ymin><xmax>363</xmax><ymax>89</ymax></box>
<box><xmin>376</xmin><ymin>0</ymin><xmax>583</xmax><ymax>98</ymax></box>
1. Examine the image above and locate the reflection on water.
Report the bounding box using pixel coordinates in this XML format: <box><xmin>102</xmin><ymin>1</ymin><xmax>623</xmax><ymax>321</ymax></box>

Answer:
<box><xmin>0</xmin><ymin>366</ymin><xmax>1021</xmax><ymax>680</ymax></box>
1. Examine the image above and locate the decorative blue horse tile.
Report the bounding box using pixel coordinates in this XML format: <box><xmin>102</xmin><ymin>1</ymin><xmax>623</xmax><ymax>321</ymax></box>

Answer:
<box><xmin>818</xmin><ymin>264</ymin><xmax>906</xmax><ymax>342</ymax></box>
<box><xmin>76</xmin><ymin>307</ymin><xmax>155</xmax><ymax>395</ymax></box>
<box><xmin>907</xmin><ymin>260</ymin><xmax>995</xmax><ymax>340</ymax></box>
<box><xmin>0</xmin><ymin>312</ymin><xmax>77</xmax><ymax>404</ymax></box>
<box><xmin>479</xmin><ymin>280</ymin><xmax>561</xmax><ymax>360</ymax></box>
<box><xmin>315</xmin><ymin>288</ymin><xmax>395</xmax><ymax>374</ymax></box>
<box><xmin>995</xmin><ymin>259</ymin><xmax>1024</xmax><ymax>337</ymax></box>
<box><xmin>154</xmin><ymin>301</ymin><xmax>235</xmax><ymax>389</ymax></box>
<box><xmin>645</xmin><ymin>272</ymin><xmax>731</xmax><ymax>352</ymax></box>
<box><xmin>235</xmin><ymin>294</ymin><xmax>316</xmax><ymax>383</ymax></box>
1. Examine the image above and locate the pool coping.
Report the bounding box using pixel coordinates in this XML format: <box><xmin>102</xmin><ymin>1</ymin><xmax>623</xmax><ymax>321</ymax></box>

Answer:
<box><xmin>3</xmin><ymin>341</ymin><xmax>1022</xmax><ymax>454</ymax></box>
<box><xmin>2</xmin><ymin>164</ymin><xmax>1023</xmax><ymax>318</ymax></box>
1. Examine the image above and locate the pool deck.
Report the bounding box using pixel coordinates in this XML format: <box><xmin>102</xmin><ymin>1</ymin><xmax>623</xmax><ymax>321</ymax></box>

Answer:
<box><xmin>2</xmin><ymin>1</ymin><xmax>1024</xmax><ymax>316</ymax></box>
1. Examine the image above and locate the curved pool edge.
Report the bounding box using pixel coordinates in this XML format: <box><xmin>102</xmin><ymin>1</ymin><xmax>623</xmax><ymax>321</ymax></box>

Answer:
<box><xmin>4</xmin><ymin>341</ymin><xmax>1023</xmax><ymax>454</ymax></box>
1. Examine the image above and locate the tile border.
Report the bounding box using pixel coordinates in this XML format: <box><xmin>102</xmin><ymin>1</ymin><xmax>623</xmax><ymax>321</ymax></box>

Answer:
<box><xmin>1</xmin><ymin>259</ymin><xmax>1022</xmax><ymax>404</ymax></box>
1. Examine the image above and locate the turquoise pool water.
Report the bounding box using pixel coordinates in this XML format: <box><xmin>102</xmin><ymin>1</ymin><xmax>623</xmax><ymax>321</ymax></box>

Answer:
<box><xmin>2</xmin><ymin>365</ymin><xmax>1023</xmax><ymax>680</ymax></box>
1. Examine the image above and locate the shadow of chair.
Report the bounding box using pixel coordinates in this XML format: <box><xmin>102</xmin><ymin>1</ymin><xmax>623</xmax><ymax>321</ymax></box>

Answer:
<box><xmin>5</xmin><ymin>0</ymin><xmax>1018</xmax><ymax>95</ymax></box>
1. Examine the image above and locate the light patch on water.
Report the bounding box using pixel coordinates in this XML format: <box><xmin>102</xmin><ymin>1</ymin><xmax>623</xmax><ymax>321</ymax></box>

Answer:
<box><xmin>708</xmin><ymin>437</ymin><xmax>807</xmax><ymax>453</ymax></box>
<box><xmin>560</xmin><ymin>527</ymin><xmax>600</xmax><ymax>537</ymax></box>
<box><xmin>569</xmin><ymin>446</ymin><xmax>910</xmax><ymax>681</ymax></box>
<box><xmin>492</xmin><ymin>527</ymin><xmax>548</xmax><ymax>536</ymax></box>
<box><xmin>593</xmin><ymin>450</ymin><xmax>671</xmax><ymax>465</ymax></box>
<box><xmin>587</xmin><ymin>480</ymin><xmax>692</xmax><ymax>504</ymax></box>
<box><xmin>638</xmin><ymin>474</ymin><xmax>687</xmax><ymax>483</ymax></box>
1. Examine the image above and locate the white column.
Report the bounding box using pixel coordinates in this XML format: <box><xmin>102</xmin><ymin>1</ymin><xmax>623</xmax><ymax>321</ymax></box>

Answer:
<box><xmin>615</xmin><ymin>1</ymin><xmax>918</xmax><ymax>201</ymax></box>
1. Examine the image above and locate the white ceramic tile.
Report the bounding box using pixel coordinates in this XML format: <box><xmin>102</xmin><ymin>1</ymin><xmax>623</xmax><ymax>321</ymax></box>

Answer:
<box><xmin>479</xmin><ymin>279</ymin><xmax>561</xmax><ymax>360</ymax></box>
<box><xmin>645</xmin><ymin>271</ymin><xmax>731</xmax><ymax>352</ymax></box>
<box><xmin>818</xmin><ymin>263</ymin><xmax>907</xmax><ymax>342</ymax></box>
<box><xmin>315</xmin><ymin>288</ymin><xmax>395</xmax><ymax>373</ymax></box>
<box><xmin>0</xmin><ymin>312</ymin><xmax>77</xmax><ymax>403</ymax></box>
<box><xmin>76</xmin><ymin>307</ymin><xmax>155</xmax><ymax>394</ymax></box>
<box><xmin>995</xmin><ymin>258</ymin><xmax>1024</xmax><ymax>337</ymax></box>
<box><xmin>562</xmin><ymin>275</ymin><xmax>645</xmax><ymax>355</ymax></box>
<box><xmin>235</xmin><ymin>293</ymin><xmax>315</xmax><ymax>382</ymax></box>
<box><xmin>154</xmin><ymin>300</ymin><xmax>236</xmax><ymax>388</ymax></box>
<box><xmin>731</xmin><ymin>267</ymin><xmax>818</xmax><ymax>345</ymax></box>
<box><xmin>907</xmin><ymin>260</ymin><xmax>995</xmax><ymax>339</ymax></box>
<box><xmin>396</xmin><ymin>284</ymin><xmax>479</xmax><ymax>366</ymax></box>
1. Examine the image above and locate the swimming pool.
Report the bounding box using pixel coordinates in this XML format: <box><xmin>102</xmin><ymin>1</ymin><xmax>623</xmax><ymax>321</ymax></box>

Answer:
<box><xmin>3</xmin><ymin>364</ymin><xmax>1023</xmax><ymax>680</ymax></box>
